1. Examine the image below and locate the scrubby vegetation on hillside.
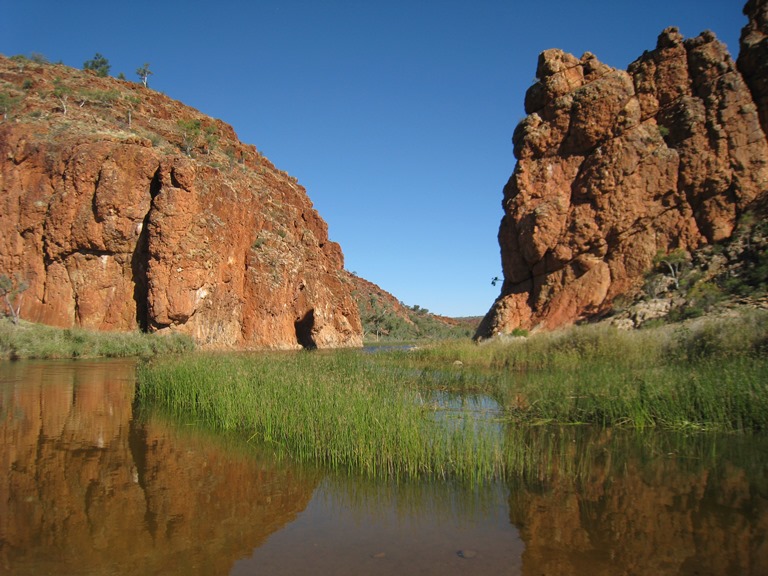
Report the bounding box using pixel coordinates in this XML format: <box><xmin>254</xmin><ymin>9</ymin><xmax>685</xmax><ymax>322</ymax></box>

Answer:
<box><xmin>347</xmin><ymin>272</ymin><xmax>478</xmax><ymax>342</ymax></box>
<box><xmin>609</xmin><ymin>212</ymin><xmax>768</xmax><ymax>327</ymax></box>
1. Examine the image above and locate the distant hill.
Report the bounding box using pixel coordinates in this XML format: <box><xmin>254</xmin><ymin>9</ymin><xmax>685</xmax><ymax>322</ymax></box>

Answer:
<box><xmin>346</xmin><ymin>273</ymin><xmax>480</xmax><ymax>342</ymax></box>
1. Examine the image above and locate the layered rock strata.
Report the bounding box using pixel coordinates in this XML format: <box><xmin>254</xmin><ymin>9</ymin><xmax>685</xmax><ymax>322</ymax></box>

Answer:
<box><xmin>478</xmin><ymin>4</ymin><xmax>768</xmax><ymax>337</ymax></box>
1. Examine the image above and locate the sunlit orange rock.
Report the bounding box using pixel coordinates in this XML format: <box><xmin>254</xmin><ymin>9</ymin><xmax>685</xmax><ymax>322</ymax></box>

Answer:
<box><xmin>0</xmin><ymin>56</ymin><xmax>362</xmax><ymax>349</ymax></box>
<box><xmin>478</xmin><ymin>4</ymin><xmax>768</xmax><ymax>337</ymax></box>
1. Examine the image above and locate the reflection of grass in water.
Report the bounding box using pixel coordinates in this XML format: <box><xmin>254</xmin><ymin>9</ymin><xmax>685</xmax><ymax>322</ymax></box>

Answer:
<box><xmin>133</xmin><ymin>406</ymin><xmax>307</xmax><ymax>466</ymax></box>
<box><xmin>316</xmin><ymin>473</ymin><xmax>511</xmax><ymax>526</ymax></box>
<box><xmin>505</xmin><ymin>426</ymin><xmax>720</xmax><ymax>485</ymax></box>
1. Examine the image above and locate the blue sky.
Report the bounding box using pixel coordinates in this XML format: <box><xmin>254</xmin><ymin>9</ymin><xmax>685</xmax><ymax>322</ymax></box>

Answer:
<box><xmin>2</xmin><ymin>1</ymin><xmax>747</xmax><ymax>316</ymax></box>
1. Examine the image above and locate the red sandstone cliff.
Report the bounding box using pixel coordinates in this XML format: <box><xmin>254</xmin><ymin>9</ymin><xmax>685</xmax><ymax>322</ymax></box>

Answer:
<box><xmin>0</xmin><ymin>55</ymin><xmax>362</xmax><ymax>349</ymax></box>
<box><xmin>478</xmin><ymin>1</ymin><xmax>768</xmax><ymax>338</ymax></box>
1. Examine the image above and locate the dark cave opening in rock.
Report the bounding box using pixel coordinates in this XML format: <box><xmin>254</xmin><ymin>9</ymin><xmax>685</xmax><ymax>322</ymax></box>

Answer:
<box><xmin>295</xmin><ymin>309</ymin><xmax>317</xmax><ymax>350</ymax></box>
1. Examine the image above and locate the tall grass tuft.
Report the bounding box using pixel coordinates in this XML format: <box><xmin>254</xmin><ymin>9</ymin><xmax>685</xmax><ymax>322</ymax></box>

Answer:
<box><xmin>137</xmin><ymin>310</ymin><xmax>768</xmax><ymax>482</ymax></box>
<box><xmin>395</xmin><ymin>310</ymin><xmax>768</xmax><ymax>431</ymax></box>
<box><xmin>137</xmin><ymin>351</ymin><xmax>511</xmax><ymax>484</ymax></box>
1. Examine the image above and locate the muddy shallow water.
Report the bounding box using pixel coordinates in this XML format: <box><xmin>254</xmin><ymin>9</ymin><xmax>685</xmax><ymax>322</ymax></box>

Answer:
<box><xmin>1</xmin><ymin>359</ymin><xmax>766</xmax><ymax>575</ymax></box>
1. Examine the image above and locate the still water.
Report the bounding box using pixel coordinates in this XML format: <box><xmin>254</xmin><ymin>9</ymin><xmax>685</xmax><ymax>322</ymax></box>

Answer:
<box><xmin>1</xmin><ymin>359</ymin><xmax>767</xmax><ymax>575</ymax></box>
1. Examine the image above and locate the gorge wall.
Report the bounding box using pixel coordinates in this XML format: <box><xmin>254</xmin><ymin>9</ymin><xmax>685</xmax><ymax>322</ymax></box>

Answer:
<box><xmin>0</xmin><ymin>56</ymin><xmax>362</xmax><ymax>349</ymax></box>
<box><xmin>477</xmin><ymin>0</ymin><xmax>768</xmax><ymax>337</ymax></box>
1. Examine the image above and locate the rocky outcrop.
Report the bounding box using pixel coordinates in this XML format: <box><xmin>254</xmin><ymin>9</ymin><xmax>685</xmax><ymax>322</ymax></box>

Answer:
<box><xmin>0</xmin><ymin>55</ymin><xmax>362</xmax><ymax>349</ymax></box>
<box><xmin>478</xmin><ymin>4</ymin><xmax>768</xmax><ymax>338</ymax></box>
<box><xmin>739</xmin><ymin>0</ymin><xmax>768</xmax><ymax>136</ymax></box>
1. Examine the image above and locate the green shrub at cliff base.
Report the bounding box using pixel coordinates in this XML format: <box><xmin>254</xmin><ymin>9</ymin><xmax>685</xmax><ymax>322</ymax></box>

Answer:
<box><xmin>0</xmin><ymin>273</ymin><xmax>28</xmax><ymax>325</ymax></box>
<box><xmin>0</xmin><ymin>319</ymin><xmax>195</xmax><ymax>359</ymax></box>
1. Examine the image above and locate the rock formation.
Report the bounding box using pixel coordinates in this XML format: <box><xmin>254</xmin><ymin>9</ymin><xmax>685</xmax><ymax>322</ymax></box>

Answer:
<box><xmin>739</xmin><ymin>0</ymin><xmax>768</xmax><ymax>136</ymax></box>
<box><xmin>477</xmin><ymin>1</ymin><xmax>768</xmax><ymax>337</ymax></box>
<box><xmin>0</xmin><ymin>55</ymin><xmax>362</xmax><ymax>349</ymax></box>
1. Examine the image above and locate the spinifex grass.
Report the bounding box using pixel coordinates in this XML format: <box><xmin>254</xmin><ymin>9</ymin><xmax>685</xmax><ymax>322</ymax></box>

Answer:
<box><xmin>137</xmin><ymin>351</ymin><xmax>510</xmax><ymax>483</ymax></box>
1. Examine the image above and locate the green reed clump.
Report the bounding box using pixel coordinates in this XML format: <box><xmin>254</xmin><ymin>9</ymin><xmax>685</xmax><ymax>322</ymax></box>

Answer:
<box><xmin>404</xmin><ymin>323</ymin><xmax>668</xmax><ymax>373</ymax></box>
<box><xmin>489</xmin><ymin>356</ymin><xmax>768</xmax><ymax>430</ymax></box>
<box><xmin>399</xmin><ymin>310</ymin><xmax>768</xmax><ymax>431</ymax></box>
<box><xmin>137</xmin><ymin>351</ymin><xmax>510</xmax><ymax>483</ymax></box>
<box><xmin>0</xmin><ymin>318</ymin><xmax>195</xmax><ymax>359</ymax></box>
<box><xmin>136</xmin><ymin>311</ymin><xmax>768</xmax><ymax>483</ymax></box>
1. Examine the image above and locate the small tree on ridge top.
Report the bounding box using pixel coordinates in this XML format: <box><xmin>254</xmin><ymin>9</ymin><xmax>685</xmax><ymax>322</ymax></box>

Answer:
<box><xmin>136</xmin><ymin>63</ymin><xmax>153</xmax><ymax>87</ymax></box>
<box><xmin>83</xmin><ymin>53</ymin><xmax>111</xmax><ymax>77</ymax></box>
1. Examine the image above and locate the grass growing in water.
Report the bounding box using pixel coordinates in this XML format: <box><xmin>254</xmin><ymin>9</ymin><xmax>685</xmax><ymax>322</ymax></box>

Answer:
<box><xmin>401</xmin><ymin>311</ymin><xmax>768</xmax><ymax>431</ymax></box>
<box><xmin>137</xmin><ymin>310</ymin><xmax>768</xmax><ymax>482</ymax></box>
<box><xmin>137</xmin><ymin>351</ymin><xmax>510</xmax><ymax>483</ymax></box>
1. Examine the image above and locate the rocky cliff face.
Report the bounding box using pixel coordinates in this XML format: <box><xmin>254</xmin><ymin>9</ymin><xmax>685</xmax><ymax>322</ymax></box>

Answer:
<box><xmin>0</xmin><ymin>55</ymin><xmax>362</xmax><ymax>349</ymax></box>
<box><xmin>739</xmin><ymin>0</ymin><xmax>768</xmax><ymax>137</ymax></box>
<box><xmin>478</xmin><ymin>1</ymin><xmax>768</xmax><ymax>337</ymax></box>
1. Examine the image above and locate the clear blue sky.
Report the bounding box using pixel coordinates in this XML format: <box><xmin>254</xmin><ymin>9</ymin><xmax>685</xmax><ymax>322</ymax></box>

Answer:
<box><xmin>2</xmin><ymin>1</ymin><xmax>747</xmax><ymax>317</ymax></box>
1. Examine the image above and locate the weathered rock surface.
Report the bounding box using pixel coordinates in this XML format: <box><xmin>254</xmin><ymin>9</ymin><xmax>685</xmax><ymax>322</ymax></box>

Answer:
<box><xmin>0</xmin><ymin>56</ymin><xmax>362</xmax><ymax>348</ymax></box>
<box><xmin>739</xmin><ymin>0</ymin><xmax>768</xmax><ymax>136</ymax></box>
<box><xmin>478</xmin><ymin>3</ymin><xmax>768</xmax><ymax>337</ymax></box>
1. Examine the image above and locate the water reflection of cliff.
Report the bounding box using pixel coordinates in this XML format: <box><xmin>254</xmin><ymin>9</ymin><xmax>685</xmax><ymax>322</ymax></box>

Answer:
<box><xmin>0</xmin><ymin>360</ymin><xmax>319</xmax><ymax>576</ymax></box>
<box><xmin>508</xmin><ymin>428</ymin><xmax>768</xmax><ymax>576</ymax></box>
